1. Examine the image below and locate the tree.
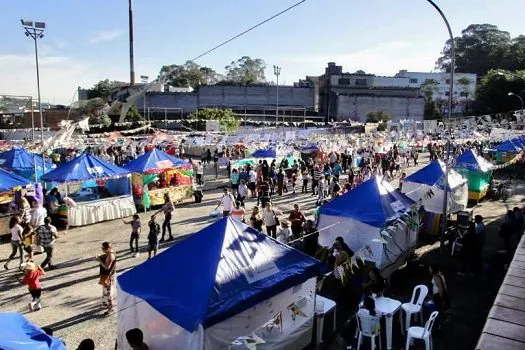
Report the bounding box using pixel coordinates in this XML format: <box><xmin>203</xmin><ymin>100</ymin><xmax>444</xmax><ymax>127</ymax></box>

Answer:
<box><xmin>457</xmin><ymin>77</ymin><xmax>472</xmax><ymax>99</ymax></box>
<box><xmin>419</xmin><ymin>79</ymin><xmax>442</xmax><ymax>120</ymax></box>
<box><xmin>188</xmin><ymin>108</ymin><xmax>240</xmax><ymax>134</ymax></box>
<box><xmin>72</xmin><ymin>98</ymin><xmax>112</xmax><ymax>126</ymax></box>
<box><xmin>366</xmin><ymin>110</ymin><xmax>391</xmax><ymax>123</ymax></box>
<box><xmin>158</xmin><ymin>61</ymin><xmax>220</xmax><ymax>89</ymax></box>
<box><xmin>88</xmin><ymin>80</ymin><xmax>126</xmax><ymax>101</ymax></box>
<box><xmin>436</xmin><ymin>24</ymin><xmax>512</xmax><ymax>76</ymax></box>
<box><xmin>125</xmin><ymin>105</ymin><xmax>143</xmax><ymax>122</ymax></box>
<box><xmin>476</xmin><ymin>69</ymin><xmax>525</xmax><ymax>114</ymax></box>
<box><xmin>353</xmin><ymin>70</ymin><xmax>367</xmax><ymax>75</ymax></box>
<box><xmin>225</xmin><ymin>56</ymin><xmax>266</xmax><ymax>84</ymax></box>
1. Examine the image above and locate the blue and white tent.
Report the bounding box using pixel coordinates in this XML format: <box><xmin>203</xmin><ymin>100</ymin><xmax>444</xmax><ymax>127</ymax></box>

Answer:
<box><xmin>0</xmin><ymin>148</ymin><xmax>54</xmax><ymax>180</ymax></box>
<box><xmin>0</xmin><ymin>168</ymin><xmax>31</xmax><ymax>192</ymax></box>
<box><xmin>402</xmin><ymin>160</ymin><xmax>468</xmax><ymax>214</ymax></box>
<box><xmin>318</xmin><ymin>176</ymin><xmax>415</xmax><ymax>272</ymax></box>
<box><xmin>454</xmin><ymin>149</ymin><xmax>493</xmax><ymax>172</ymax></box>
<box><xmin>117</xmin><ymin>217</ymin><xmax>322</xmax><ymax>350</ymax></box>
<box><xmin>251</xmin><ymin>148</ymin><xmax>276</xmax><ymax>158</ymax></box>
<box><xmin>123</xmin><ymin>148</ymin><xmax>189</xmax><ymax>173</ymax></box>
<box><xmin>496</xmin><ymin>139</ymin><xmax>522</xmax><ymax>153</ymax></box>
<box><xmin>0</xmin><ymin>312</ymin><xmax>66</xmax><ymax>350</ymax></box>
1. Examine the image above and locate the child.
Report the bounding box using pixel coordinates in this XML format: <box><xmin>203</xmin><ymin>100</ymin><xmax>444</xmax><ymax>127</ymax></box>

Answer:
<box><xmin>124</xmin><ymin>215</ymin><xmax>141</xmax><ymax>257</ymax></box>
<box><xmin>147</xmin><ymin>215</ymin><xmax>160</xmax><ymax>260</ymax></box>
<box><xmin>126</xmin><ymin>328</ymin><xmax>149</xmax><ymax>350</ymax></box>
<box><xmin>19</xmin><ymin>262</ymin><xmax>45</xmax><ymax>311</ymax></box>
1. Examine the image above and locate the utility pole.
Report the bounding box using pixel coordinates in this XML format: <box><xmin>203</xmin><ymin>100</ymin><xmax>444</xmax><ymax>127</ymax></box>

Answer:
<box><xmin>129</xmin><ymin>0</ymin><xmax>135</xmax><ymax>85</ymax></box>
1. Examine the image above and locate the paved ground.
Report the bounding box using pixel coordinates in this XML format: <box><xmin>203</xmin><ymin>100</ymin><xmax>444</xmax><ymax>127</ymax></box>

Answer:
<box><xmin>0</xmin><ymin>156</ymin><xmax>512</xmax><ymax>349</ymax></box>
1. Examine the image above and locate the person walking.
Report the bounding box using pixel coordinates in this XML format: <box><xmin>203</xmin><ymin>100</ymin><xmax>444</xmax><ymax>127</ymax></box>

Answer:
<box><xmin>19</xmin><ymin>262</ymin><xmax>45</xmax><ymax>311</ymax></box>
<box><xmin>155</xmin><ymin>193</ymin><xmax>174</xmax><ymax>242</ymax></box>
<box><xmin>263</xmin><ymin>203</ymin><xmax>279</xmax><ymax>239</ymax></box>
<box><xmin>215</xmin><ymin>188</ymin><xmax>236</xmax><ymax>217</ymax></box>
<box><xmin>124</xmin><ymin>214</ymin><xmax>141</xmax><ymax>257</ymax></box>
<box><xmin>289</xmin><ymin>204</ymin><xmax>306</xmax><ymax>238</ymax></box>
<box><xmin>147</xmin><ymin>215</ymin><xmax>160</xmax><ymax>259</ymax></box>
<box><xmin>97</xmin><ymin>241</ymin><xmax>116</xmax><ymax>315</ymax></box>
<box><xmin>35</xmin><ymin>217</ymin><xmax>58</xmax><ymax>270</ymax></box>
<box><xmin>4</xmin><ymin>216</ymin><xmax>24</xmax><ymax>270</ymax></box>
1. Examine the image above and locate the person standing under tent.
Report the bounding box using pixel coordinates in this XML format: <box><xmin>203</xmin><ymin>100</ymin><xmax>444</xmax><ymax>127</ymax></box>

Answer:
<box><xmin>155</xmin><ymin>193</ymin><xmax>174</xmax><ymax>242</ymax></box>
<box><xmin>96</xmin><ymin>241</ymin><xmax>116</xmax><ymax>315</ymax></box>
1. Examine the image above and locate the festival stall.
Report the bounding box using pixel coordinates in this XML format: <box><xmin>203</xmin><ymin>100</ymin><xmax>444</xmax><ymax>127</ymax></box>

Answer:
<box><xmin>495</xmin><ymin>139</ymin><xmax>522</xmax><ymax>163</ymax></box>
<box><xmin>123</xmin><ymin>148</ymin><xmax>193</xmax><ymax>208</ymax></box>
<box><xmin>318</xmin><ymin>176</ymin><xmax>416</xmax><ymax>276</ymax></box>
<box><xmin>402</xmin><ymin>159</ymin><xmax>468</xmax><ymax>214</ymax></box>
<box><xmin>117</xmin><ymin>217</ymin><xmax>323</xmax><ymax>350</ymax></box>
<box><xmin>0</xmin><ymin>147</ymin><xmax>54</xmax><ymax>181</ymax></box>
<box><xmin>0</xmin><ymin>168</ymin><xmax>32</xmax><ymax>241</ymax></box>
<box><xmin>41</xmin><ymin>153</ymin><xmax>135</xmax><ymax>227</ymax></box>
<box><xmin>454</xmin><ymin>149</ymin><xmax>494</xmax><ymax>201</ymax></box>
<box><xmin>0</xmin><ymin>312</ymin><xmax>66</xmax><ymax>350</ymax></box>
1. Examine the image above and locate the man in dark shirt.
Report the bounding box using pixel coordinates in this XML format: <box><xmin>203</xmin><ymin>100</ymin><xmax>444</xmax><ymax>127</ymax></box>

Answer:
<box><xmin>289</xmin><ymin>204</ymin><xmax>306</xmax><ymax>238</ymax></box>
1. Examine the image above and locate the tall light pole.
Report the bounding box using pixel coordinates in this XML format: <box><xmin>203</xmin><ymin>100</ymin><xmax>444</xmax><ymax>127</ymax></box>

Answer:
<box><xmin>21</xmin><ymin>20</ymin><xmax>46</xmax><ymax>146</ymax></box>
<box><xmin>129</xmin><ymin>0</ymin><xmax>136</xmax><ymax>85</ymax></box>
<box><xmin>140</xmin><ymin>75</ymin><xmax>149</xmax><ymax>120</ymax></box>
<box><xmin>425</xmin><ymin>0</ymin><xmax>455</xmax><ymax>253</ymax></box>
<box><xmin>508</xmin><ymin>92</ymin><xmax>524</xmax><ymax>115</ymax></box>
<box><xmin>273</xmin><ymin>65</ymin><xmax>281</xmax><ymax>128</ymax></box>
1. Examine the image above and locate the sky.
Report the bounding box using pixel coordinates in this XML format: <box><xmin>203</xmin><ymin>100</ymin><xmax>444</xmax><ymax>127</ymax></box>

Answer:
<box><xmin>1</xmin><ymin>0</ymin><xmax>524</xmax><ymax>105</ymax></box>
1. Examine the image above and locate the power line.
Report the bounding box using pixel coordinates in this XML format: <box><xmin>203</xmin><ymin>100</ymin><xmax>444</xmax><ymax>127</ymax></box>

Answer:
<box><xmin>190</xmin><ymin>0</ymin><xmax>307</xmax><ymax>62</ymax></box>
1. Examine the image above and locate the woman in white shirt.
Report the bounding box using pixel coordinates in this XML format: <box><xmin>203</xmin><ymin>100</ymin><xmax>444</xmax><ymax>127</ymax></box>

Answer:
<box><xmin>4</xmin><ymin>216</ymin><xmax>24</xmax><ymax>270</ymax></box>
<box><xmin>237</xmin><ymin>180</ymin><xmax>249</xmax><ymax>207</ymax></box>
<box><xmin>263</xmin><ymin>202</ymin><xmax>279</xmax><ymax>239</ymax></box>
<box><xmin>275</xmin><ymin>220</ymin><xmax>292</xmax><ymax>244</ymax></box>
<box><xmin>230</xmin><ymin>201</ymin><xmax>246</xmax><ymax>222</ymax></box>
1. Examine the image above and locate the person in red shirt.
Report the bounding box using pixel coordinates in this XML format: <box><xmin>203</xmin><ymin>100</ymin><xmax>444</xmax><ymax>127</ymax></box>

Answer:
<box><xmin>19</xmin><ymin>262</ymin><xmax>45</xmax><ymax>311</ymax></box>
<box><xmin>289</xmin><ymin>204</ymin><xmax>306</xmax><ymax>239</ymax></box>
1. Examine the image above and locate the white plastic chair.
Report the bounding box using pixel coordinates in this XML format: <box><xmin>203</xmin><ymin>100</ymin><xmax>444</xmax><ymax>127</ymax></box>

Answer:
<box><xmin>405</xmin><ymin>311</ymin><xmax>438</xmax><ymax>350</ymax></box>
<box><xmin>356</xmin><ymin>313</ymin><xmax>382</xmax><ymax>350</ymax></box>
<box><xmin>401</xmin><ymin>284</ymin><xmax>429</xmax><ymax>332</ymax></box>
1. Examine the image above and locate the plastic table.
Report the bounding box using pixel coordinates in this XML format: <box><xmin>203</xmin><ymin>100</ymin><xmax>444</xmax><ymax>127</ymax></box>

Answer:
<box><xmin>374</xmin><ymin>296</ymin><xmax>402</xmax><ymax>350</ymax></box>
<box><xmin>315</xmin><ymin>295</ymin><xmax>337</xmax><ymax>346</ymax></box>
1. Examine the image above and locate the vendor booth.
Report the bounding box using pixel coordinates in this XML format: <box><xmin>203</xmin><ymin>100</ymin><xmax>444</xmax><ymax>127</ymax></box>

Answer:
<box><xmin>41</xmin><ymin>153</ymin><xmax>135</xmax><ymax>227</ymax></box>
<box><xmin>117</xmin><ymin>217</ymin><xmax>323</xmax><ymax>350</ymax></box>
<box><xmin>454</xmin><ymin>149</ymin><xmax>494</xmax><ymax>201</ymax></box>
<box><xmin>123</xmin><ymin>148</ymin><xmax>193</xmax><ymax>208</ymax></box>
<box><xmin>495</xmin><ymin>139</ymin><xmax>522</xmax><ymax>163</ymax></box>
<box><xmin>402</xmin><ymin>159</ymin><xmax>468</xmax><ymax>214</ymax></box>
<box><xmin>0</xmin><ymin>168</ymin><xmax>32</xmax><ymax>241</ymax></box>
<box><xmin>317</xmin><ymin>176</ymin><xmax>416</xmax><ymax>276</ymax></box>
<box><xmin>0</xmin><ymin>312</ymin><xmax>66</xmax><ymax>350</ymax></box>
<box><xmin>0</xmin><ymin>147</ymin><xmax>54</xmax><ymax>181</ymax></box>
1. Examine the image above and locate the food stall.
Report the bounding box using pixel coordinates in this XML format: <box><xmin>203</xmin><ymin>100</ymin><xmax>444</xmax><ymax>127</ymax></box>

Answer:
<box><xmin>123</xmin><ymin>148</ymin><xmax>193</xmax><ymax>208</ymax></box>
<box><xmin>0</xmin><ymin>147</ymin><xmax>54</xmax><ymax>181</ymax></box>
<box><xmin>454</xmin><ymin>149</ymin><xmax>494</xmax><ymax>202</ymax></box>
<box><xmin>41</xmin><ymin>153</ymin><xmax>135</xmax><ymax>227</ymax></box>
<box><xmin>0</xmin><ymin>168</ymin><xmax>32</xmax><ymax>242</ymax></box>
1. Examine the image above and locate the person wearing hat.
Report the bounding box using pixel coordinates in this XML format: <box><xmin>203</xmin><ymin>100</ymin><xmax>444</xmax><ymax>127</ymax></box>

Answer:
<box><xmin>276</xmin><ymin>219</ymin><xmax>292</xmax><ymax>244</ymax></box>
<box><xmin>19</xmin><ymin>261</ymin><xmax>45</xmax><ymax>311</ymax></box>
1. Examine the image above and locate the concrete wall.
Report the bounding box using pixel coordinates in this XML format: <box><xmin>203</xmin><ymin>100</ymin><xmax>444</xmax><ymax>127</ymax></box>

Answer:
<box><xmin>337</xmin><ymin>95</ymin><xmax>424</xmax><ymax>122</ymax></box>
<box><xmin>139</xmin><ymin>85</ymin><xmax>315</xmax><ymax>113</ymax></box>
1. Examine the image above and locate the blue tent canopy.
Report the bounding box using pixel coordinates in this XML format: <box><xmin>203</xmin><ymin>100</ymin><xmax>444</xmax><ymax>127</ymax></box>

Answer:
<box><xmin>0</xmin><ymin>312</ymin><xmax>66</xmax><ymax>350</ymax></box>
<box><xmin>454</xmin><ymin>149</ymin><xmax>493</xmax><ymax>172</ymax></box>
<box><xmin>299</xmin><ymin>144</ymin><xmax>319</xmax><ymax>153</ymax></box>
<box><xmin>0</xmin><ymin>168</ymin><xmax>31</xmax><ymax>192</ymax></box>
<box><xmin>251</xmin><ymin>149</ymin><xmax>276</xmax><ymax>158</ymax></box>
<box><xmin>496</xmin><ymin>140</ymin><xmax>522</xmax><ymax>153</ymax></box>
<box><xmin>118</xmin><ymin>217</ymin><xmax>322</xmax><ymax>332</ymax></box>
<box><xmin>41</xmin><ymin>153</ymin><xmax>129</xmax><ymax>183</ymax></box>
<box><xmin>404</xmin><ymin>159</ymin><xmax>466</xmax><ymax>190</ymax></box>
<box><xmin>0</xmin><ymin>148</ymin><xmax>53</xmax><ymax>171</ymax></box>
<box><xmin>319</xmin><ymin>176</ymin><xmax>414</xmax><ymax>227</ymax></box>
<box><xmin>123</xmin><ymin>148</ymin><xmax>189</xmax><ymax>173</ymax></box>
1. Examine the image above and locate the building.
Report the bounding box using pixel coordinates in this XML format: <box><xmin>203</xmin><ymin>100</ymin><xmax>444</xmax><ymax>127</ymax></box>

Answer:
<box><xmin>314</xmin><ymin>63</ymin><xmax>424</xmax><ymax>122</ymax></box>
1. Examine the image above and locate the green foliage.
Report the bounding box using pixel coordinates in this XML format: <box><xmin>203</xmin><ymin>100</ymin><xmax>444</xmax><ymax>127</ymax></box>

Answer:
<box><xmin>88</xmin><ymin>79</ymin><xmax>125</xmax><ymax>101</ymax></box>
<box><xmin>420</xmin><ymin>79</ymin><xmax>439</xmax><ymax>101</ymax></box>
<box><xmin>73</xmin><ymin>98</ymin><xmax>110</xmax><ymax>125</ymax></box>
<box><xmin>457</xmin><ymin>77</ymin><xmax>472</xmax><ymax>98</ymax></box>
<box><xmin>436</xmin><ymin>24</ymin><xmax>525</xmax><ymax>76</ymax></box>
<box><xmin>158</xmin><ymin>61</ymin><xmax>221</xmax><ymax>89</ymax></box>
<box><xmin>420</xmin><ymin>79</ymin><xmax>443</xmax><ymax>120</ymax></box>
<box><xmin>125</xmin><ymin>105</ymin><xmax>144</xmax><ymax>122</ymax></box>
<box><xmin>366</xmin><ymin>110</ymin><xmax>391</xmax><ymax>123</ymax></box>
<box><xmin>225</xmin><ymin>56</ymin><xmax>266</xmax><ymax>85</ymax></box>
<box><xmin>188</xmin><ymin>108</ymin><xmax>240</xmax><ymax>134</ymax></box>
<box><xmin>424</xmin><ymin>100</ymin><xmax>442</xmax><ymax>120</ymax></box>
<box><xmin>476</xmin><ymin>69</ymin><xmax>525</xmax><ymax>113</ymax></box>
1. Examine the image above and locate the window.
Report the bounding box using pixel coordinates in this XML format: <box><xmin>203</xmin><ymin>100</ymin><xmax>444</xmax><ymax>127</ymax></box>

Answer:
<box><xmin>409</xmin><ymin>78</ymin><xmax>418</xmax><ymax>84</ymax></box>
<box><xmin>460</xmin><ymin>91</ymin><xmax>468</xmax><ymax>97</ymax></box>
<box><xmin>445</xmin><ymin>79</ymin><xmax>451</xmax><ymax>84</ymax></box>
<box><xmin>338</xmin><ymin>78</ymin><xmax>350</xmax><ymax>85</ymax></box>
<box><xmin>355</xmin><ymin>78</ymin><xmax>367</xmax><ymax>86</ymax></box>
<box><xmin>445</xmin><ymin>91</ymin><xmax>450</xmax><ymax>96</ymax></box>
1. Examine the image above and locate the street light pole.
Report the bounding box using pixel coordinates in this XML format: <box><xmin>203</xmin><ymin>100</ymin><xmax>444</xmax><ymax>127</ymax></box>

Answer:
<box><xmin>273</xmin><ymin>65</ymin><xmax>281</xmax><ymax>128</ymax></box>
<box><xmin>129</xmin><ymin>0</ymin><xmax>136</xmax><ymax>86</ymax></box>
<box><xmin>508</xmin><ymin>92</ymin><xmax>524</xmax><ymax>115</ymax></box>
<box><xmin>140</xmin><ymin>75</ymin><xmax>149</xmax><ymax>119</ymax></box>
<box><xmin>425</xmin><ymin>0</ymin><xmax>455</xmax><ymax>253</ymax></box>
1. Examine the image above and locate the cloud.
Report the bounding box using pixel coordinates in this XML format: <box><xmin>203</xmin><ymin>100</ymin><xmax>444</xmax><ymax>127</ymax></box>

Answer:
<box><xmin>88</xmin><ymin>29</ymin><xmax>123</xmax><ymax>45</ymax></box>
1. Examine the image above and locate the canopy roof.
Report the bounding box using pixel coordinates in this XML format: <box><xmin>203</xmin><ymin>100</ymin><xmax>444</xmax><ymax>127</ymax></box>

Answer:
<box><xmin>251</xmin><ymin>148</ymin><xmax>276</xmax><ymax>158</ymax></box>
<box><xmin>0</xmin><ymin>168</ymin><xmax>31</xmax><ymax>192</ymax></box>
<box><xmin>118</xmin><ymin>217</ymin><xmax>322</xmax><ymax>332</ymax></box>
<box><xmin>123</xmin><ymin>148</ymin><xmax>190</xmax><ymax>173</ymax></box>
<box><xmin>404</xmin><ymin>159</ymin><xmax>467</xmax><ymax>190</ymax></box>
<box><xmin>496</xmin><ymin>139</ymin><xmax>522</xmax><ymax>153</ymax></box>
<box><xmin>454</xmin><ymin>149</ymin><xmax>493</xmax><ymax>172</ymax></box>
<box><xmin>0</xmin><ymin>312</ymin><xmax>66</xmax><ymax>350</ymax></box>
<box><xmin>0</xmin><ymin>148</ymin><xmax>53</xmax><ymax>171</ymax></box>
<box><xmin>41</xmin><ymin>153</ymin><xmax>129</xmax><ymax>183</ymax></box>
<box><xmin>319</xmin><ymin>176</ymin><xmax>414</xmax><ymax>227</ymax></box>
